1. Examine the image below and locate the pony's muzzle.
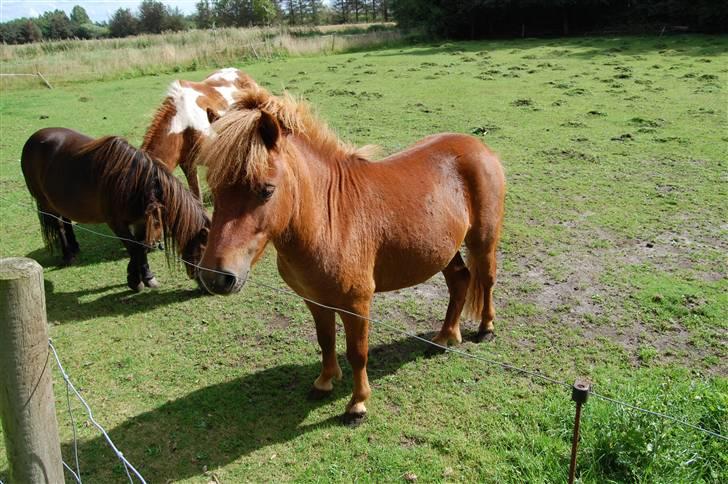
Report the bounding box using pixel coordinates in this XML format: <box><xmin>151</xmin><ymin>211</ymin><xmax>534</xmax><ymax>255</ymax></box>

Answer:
<box><xmin>199</xmin><ymin>267</ymin><xmax>246</xmax><ymax>295</ymax></box>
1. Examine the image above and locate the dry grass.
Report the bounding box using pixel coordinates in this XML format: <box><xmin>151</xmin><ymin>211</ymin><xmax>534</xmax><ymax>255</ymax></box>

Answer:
<box><xmin>0</xmin><ymin>23</ymin><xmax>400</xmax><ymax>89</ymax></box>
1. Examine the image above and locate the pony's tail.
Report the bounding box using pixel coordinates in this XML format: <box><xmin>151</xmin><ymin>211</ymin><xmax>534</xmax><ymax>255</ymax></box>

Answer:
<box><xmin>38</xmin><ymin>211</ymin><xmax>62</xmax><ymax>254</ymax></box>
<box><xmin>462</xmin><ymin>251</ymin><xmax>486</xmax><ymax>322</ymax></box>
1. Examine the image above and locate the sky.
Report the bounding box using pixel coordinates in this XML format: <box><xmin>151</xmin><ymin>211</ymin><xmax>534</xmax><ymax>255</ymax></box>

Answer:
<box><xmin>0</xmin><ymin>1</ymin><xmax>200</xmax><ymax>23</ymax></box>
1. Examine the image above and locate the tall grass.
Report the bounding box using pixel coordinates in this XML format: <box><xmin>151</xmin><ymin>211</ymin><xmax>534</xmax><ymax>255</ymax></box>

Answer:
<box><xmin>0</xmin><ymin>23</ymin><xmax>400</xmax><ymax>89</ymax></box>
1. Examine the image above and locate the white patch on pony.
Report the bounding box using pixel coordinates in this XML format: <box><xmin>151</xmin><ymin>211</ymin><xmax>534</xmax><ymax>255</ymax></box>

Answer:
<box><xmin>167</xmin><ymin>81</ymin><xmax>211</xmax><ymax>135</ymax></box>
<box><xmin>214</xmin><ymin>85</ymin><xmax>237</xmax><ymax>106</ymax></box>
<box><xmin>206</xmin><ymin>67</ymin><xmax>239</xmax><ymax>83</ymax></box>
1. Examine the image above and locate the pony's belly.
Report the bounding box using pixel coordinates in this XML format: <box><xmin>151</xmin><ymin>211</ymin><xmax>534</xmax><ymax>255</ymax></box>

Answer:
<box><xmin>373</xmin><ymin>238</ymin><xmax>462</xmax><ymax>293</ymax></box>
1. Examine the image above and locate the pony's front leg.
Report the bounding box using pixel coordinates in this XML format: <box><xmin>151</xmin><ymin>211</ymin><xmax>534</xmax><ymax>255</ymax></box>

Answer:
<box><xmin>133</xmin><ymin>222</ymin><xmax>160</xmax><ymax>289</ymax></box>
<box><xmin>110</xmin><ymin>223</ymin><xmax>145</xmax><ymax>292</ymax></box>
<box><xmin>340</xmin><ymin>300</ymin><xmax>372</xmax><ymax>427</ymax></box>
<box><xmin>306</xmin><ymin>301</ymin><xmax>342</xmax><ymax>400</ymax></box>
<box><xmin>182</xmin><ymin>161</ymin><xmax>201</xmax><ymax>201</ymax></box>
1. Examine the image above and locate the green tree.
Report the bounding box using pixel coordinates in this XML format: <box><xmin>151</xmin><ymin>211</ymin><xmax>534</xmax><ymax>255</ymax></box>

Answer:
<box><xmin>138</xmin><ymin>0</ymin><xmax>167</xmax><ymax>33</ymax></box>
<box><xmin>163</xmin><ymin>6</ymin><xmax>189</xmax><ymax>31</ymax></box>
<box><xmin>195</xmin><ymin>0</ymin><xmax>215</xmax><ymax>28</ymax></box>
<box><xmin>109</xmin><ymin>8</ymin><xmax>139</xmax><ymax>37</ymax></box>
<box><xmin>40</xmin><ymin>10</ymin><xmax>74</xmax><ymax>39</ymax></box>
<box><xmin>70</xmin><ymin>5</ymin><xmax>91</xmax><ymax>25</ymax></box>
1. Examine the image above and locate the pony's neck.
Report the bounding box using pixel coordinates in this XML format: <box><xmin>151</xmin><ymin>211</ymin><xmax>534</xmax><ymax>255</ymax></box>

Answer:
<box><xmin>277</xmin><ymin>135</ymin><xmax>360</xmax><ymax>248</ymax></box>
<box><xmin>142</xmin><ymin>98</ymin><xmax>182</xmax><ymax>170</ymax></box>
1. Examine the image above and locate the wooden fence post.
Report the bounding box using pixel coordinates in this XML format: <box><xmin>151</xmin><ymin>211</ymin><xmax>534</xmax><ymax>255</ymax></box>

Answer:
<box><xmin>0</xmin><ymin>257</ymin><xmax>64</xmax><ymax>483</ymax></box>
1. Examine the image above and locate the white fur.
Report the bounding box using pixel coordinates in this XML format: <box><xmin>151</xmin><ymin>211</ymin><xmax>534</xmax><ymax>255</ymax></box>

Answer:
<box><xmin>166</xmin><ymin>81</ymin><xmax>211</xmax><ymax>135</ymax></box>
<box><xmin>206</xmin><ymin>67</ymin><xmax>239</xmax><ymax>83</ymax></box>
<box><xmin>214</xmin><ymin>85</ymin><xmax>237</xmax><ymax>106</ymax></box>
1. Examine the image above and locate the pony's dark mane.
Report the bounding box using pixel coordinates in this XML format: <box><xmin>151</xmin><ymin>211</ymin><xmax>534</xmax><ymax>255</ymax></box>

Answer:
<box><xmin>77</xmin><ymin>136</ymin><xmax>208</xmax><ymax>257</ymax></box>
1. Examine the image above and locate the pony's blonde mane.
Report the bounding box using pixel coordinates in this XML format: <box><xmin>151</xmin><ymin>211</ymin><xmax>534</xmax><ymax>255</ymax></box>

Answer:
<box><xmin>199</xmin><ymin>87</ymin><xmax>375</xmax><ymax>190</ymax></box>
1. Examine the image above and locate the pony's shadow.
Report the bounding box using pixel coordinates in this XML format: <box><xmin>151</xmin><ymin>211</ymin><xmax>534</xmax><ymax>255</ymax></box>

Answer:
<box><xmin>26</xmin><ymin>223</ymin><xmax>131</xmax><ymax>269</ymax></box>
<box><xmin>61</xmin><ymin>334</ymin><xmax>434</xmax><ymax>481</ymax></box>
<box><xmin>43</xmin><ymin>279</ymin><xmax>204</xmax><ymax>324</ymax></box>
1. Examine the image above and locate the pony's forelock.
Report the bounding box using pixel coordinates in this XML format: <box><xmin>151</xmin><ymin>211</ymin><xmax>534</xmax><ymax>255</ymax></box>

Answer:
<box><xmin>198</xmin><ymin>86</ymin><xmax>371</xmax><ymax>190</ymax></box>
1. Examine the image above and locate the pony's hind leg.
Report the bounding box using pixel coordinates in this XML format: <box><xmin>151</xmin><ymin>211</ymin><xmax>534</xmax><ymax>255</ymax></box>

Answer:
<box><xmin>433</xmin><ymin>252</ymin><xmax>470</xmax><ymax>347</ymax></box>
<box><xmin>462</xmin><ymin>221</ymin><xmax>501</xmax><ymax>343</ymax></box>
<box><xmin>39</xmin><ymin>211</ymin><xmax>76</xmax><ymax>265</ymax></box>
<box><xmin>475</xmin><ymin>246</ymin><xmax>498</xmax><ymax>342</ymax></box>
<box><xmin>62</xmin><ymin>217</ymin><xmax>80</xmax><ymax>257</ymax></box>
<box><xmin>306</xmin><ymin>301</ymin><xmax>342</xmax><ymax>400</ymax></box>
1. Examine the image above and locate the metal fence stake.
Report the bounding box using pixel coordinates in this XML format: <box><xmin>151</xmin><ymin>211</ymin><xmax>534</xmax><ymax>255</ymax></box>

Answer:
<box><xmin>568</xmin><ymin>378</ymin><xmax>591</xmax><ymax>484</ymax></box>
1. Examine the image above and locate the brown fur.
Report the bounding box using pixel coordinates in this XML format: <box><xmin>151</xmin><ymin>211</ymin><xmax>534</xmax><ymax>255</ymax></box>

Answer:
<box><xmin>22</xmin><ymin>128</ymin><xmax>210</xmax><ymax>289</ymax></box>
<box><xmin>202</xmin><ymin>88</ymin><xmax>376</xmax><ymax>190</ymax></box>
<box><xmin>142</xmin><ymin>68</ymin><xmax>260</xmax><ymax>199</ymax></box>
<box><xmin>196</xmin><ymin>89</ymin><xmax>506</xmax><ymax>420</ymax></box>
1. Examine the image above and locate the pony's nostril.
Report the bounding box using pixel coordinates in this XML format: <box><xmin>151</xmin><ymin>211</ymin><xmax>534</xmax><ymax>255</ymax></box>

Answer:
<box><xmin>220</xmin><ymin>271</ymin><xmax>237</xmax><ymax>292</ymax></box>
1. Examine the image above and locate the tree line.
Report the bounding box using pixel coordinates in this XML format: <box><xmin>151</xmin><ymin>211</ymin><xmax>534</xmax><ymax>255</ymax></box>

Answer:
<box><xmin>391</xmin><ymin>0</ymin><xmax>728</xmax><ymax>38</ymax></box>
<box><xmin>4</xmin><ymin>0</ymin><xmax>722</xmax><ymax>45</ymax></box>
<box><xmin>0</xmin><ymin>1</ymin><xmax>392</xmax><ymax>44</ymax></box>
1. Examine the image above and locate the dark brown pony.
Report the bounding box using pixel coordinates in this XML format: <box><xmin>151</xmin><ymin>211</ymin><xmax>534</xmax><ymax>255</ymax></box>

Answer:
<box><xmin>196</xmin><ymin>88</ymin><xmax>505</xmax><ymax>425</ymax></box>
<box><xmin>21</xmin><ymin>127</ymin><xmax>210</xmax><ymax>291</ymax></box>
<box><xmin>142</xmin><ymin>68</ymin><xmax>259</xmax><ymax>199</ymax></box>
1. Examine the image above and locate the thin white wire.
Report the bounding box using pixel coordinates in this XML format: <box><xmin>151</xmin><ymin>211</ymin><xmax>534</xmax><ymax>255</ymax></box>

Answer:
<box><xmin>62</xmin><ymin>460</ymin><xmax>82</xmax><ymax>483</ymax></box>
<box><xmin>2</xmin><ymin>194</ymin><xmax>726</xmax><ymax>442</ymax></box>
<box><xmin>65</xmin><ymin>380</ymin><xmax>82</xmax><ymax>480</ymax></box>
<box><xmin>48</xmin><ymin>340</ymin><xmax>147</xmax><ymax>484</ymax></box>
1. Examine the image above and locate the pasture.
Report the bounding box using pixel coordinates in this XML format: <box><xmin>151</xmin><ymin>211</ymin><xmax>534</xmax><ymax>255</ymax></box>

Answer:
<box><xmin>1</xmin><ymin>34</ymin><xmax>726</xmax><ymax>482</ymax></box>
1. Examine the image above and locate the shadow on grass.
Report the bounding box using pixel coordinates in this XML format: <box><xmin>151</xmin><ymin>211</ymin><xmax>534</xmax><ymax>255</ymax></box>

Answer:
<box><xmin>60</xmin><ymin>334</ymin><xmax>436</xmax><ymax>481</ymax></box>
<box><xmin>26</xmin><ymin>223</ymin><xmax>136</xmax><ymax>269</ymax></box>
<box><xmin>43</xmin><ymin>279</ymin><xmax>204</xmax><ymax>324</ymax></box>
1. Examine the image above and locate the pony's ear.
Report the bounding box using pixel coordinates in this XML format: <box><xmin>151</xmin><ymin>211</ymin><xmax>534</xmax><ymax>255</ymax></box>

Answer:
<box><xmin>258</xmin><ymin>110</ymin><xmax>280</xmax><ymax>150</ymax></box>
<box><xmin>206</xmin><ymin>108</ymin><xmax>220</xmax><ymax>124</ymax></box>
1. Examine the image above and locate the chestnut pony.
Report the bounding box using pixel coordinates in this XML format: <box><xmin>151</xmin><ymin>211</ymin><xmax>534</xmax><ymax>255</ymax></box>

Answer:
<box><xmin>142</xmin><ymin>67</ymin><xmax>259</xmax><ymax>199</ymax></box>
<box><xmin>21</xmin><ymin>127</ymin><xmax>210</xmax><ymax>292</ymax></box>
<box><xmin>196</xmin><ymin>89</ymin><xmax>505</xmax><ymax>425</ymax></box>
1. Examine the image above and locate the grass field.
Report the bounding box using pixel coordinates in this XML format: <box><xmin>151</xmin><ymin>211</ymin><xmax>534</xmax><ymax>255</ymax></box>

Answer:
<box><xmin>0</xmin><ymin>23</ymin><xmax>399</xmax><ymax>89</ymax></box>
<box><xmin>1</xmin><ymin>34</ymin><xmax>726</xmax><ymax>482</ymax></box>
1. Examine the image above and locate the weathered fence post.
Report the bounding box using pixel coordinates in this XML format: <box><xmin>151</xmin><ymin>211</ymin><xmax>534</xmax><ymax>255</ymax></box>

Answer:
<box><xmin>0</xmin><ymin>257</ymin><xmax>64</xmax><ymax>483</ymax></box>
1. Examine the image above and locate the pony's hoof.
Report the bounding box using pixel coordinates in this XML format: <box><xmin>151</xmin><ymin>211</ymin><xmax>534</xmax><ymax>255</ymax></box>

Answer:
<box><xmin>62</xmin><ymin>256</ymin><xmax>76</xmax><ymax>266</ymax></box>
<box><xmin>128</xmin><ymin>281</ymin><xmax>144</xmax><ymax>292</ymax></box>
<box><xmin>341</xmin><ymin>411</ymin><xmax>367</xmax><ymax>427</ymax></box>
<box><xmin>307</xmin><ymin>387</ymin><xmax>333</xmax><ymax>401</ymax></box>
<box><xmin>473</xmin><ymin>330</ymin><xmax>495</xmax><ymax>343</ymax></box>
<box><xmin>143</xmin><ymin>277</ymin><xmax>160</xmax><ymax>289</ymax></box>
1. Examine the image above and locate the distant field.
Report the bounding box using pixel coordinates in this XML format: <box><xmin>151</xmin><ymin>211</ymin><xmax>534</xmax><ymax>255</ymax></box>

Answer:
<box><xmin>0</xmin><ymin>23</ymin><xmax>399</xmax><ymax>89</ymax></box>
<box><xmin>0</xmin><ymin>35</ymin><xmax>726</xmax><ymax>482</ymax></box>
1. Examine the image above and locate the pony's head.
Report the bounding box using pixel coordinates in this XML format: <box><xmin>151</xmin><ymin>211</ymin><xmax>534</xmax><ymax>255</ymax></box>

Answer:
<box><xmin>195</xmin><ymin>87</ymin><xmax>364</xmax><ymax>295</ymax></box>
<box><xmin>196</xmin><ymin>107</ymin><xmax>289</xmax><ymax>295</ymax></box>
<box><xmin>181</xmin><ymin>214</ymin><xmax>210</xmax><ymax>281</ymax></box>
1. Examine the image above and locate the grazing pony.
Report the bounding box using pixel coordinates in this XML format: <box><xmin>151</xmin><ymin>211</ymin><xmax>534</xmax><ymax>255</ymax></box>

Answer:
<box><xmin>21</xmin><ymin>127</ymin><xmax>210</xmax><ymax>292</ymax></box>
<box><xmin>196</xmin><ymin>89</ymin><xmax>505</xmax><ymax>425</ymax></box>
<box><xmin>142</xmin><ymin>67</ymin><xmax>259</xmax><ymax>199</ymax></box>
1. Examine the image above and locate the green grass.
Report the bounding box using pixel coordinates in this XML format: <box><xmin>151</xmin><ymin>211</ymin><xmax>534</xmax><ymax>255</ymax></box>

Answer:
<box><xmin>1</xmin><ymin>34</ymin><xmax>726</xmax><ymax>482</ymax></box>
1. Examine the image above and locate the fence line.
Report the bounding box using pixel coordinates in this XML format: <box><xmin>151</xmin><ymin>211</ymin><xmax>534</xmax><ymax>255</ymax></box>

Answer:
<box><xmin>0</xmin><ymin>194</ymin><xmax>725</xmax><ymax>443</ymax></box>
<box><xmin>0</xmin><ymin>72</ymin><xmax>53</xmax><ymax>88</ymax></box>
<box><xmin>48</xmin><ymin>340</ymin><xmax>147</xmax><ymax>483</ymax></box>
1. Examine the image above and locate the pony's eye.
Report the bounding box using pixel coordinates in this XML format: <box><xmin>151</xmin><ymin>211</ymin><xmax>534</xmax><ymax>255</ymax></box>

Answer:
<box><xmin>259</xmin><ymin>184</ymin><xmax>275</xmax><ymax>201</ymax></box>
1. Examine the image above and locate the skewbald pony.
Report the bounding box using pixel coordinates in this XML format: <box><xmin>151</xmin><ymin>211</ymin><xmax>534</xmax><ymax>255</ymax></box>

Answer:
<box><xmin>197</xmin><ymin>87</ymin><xmax>377</xmax><ymax>190</ymax></box>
